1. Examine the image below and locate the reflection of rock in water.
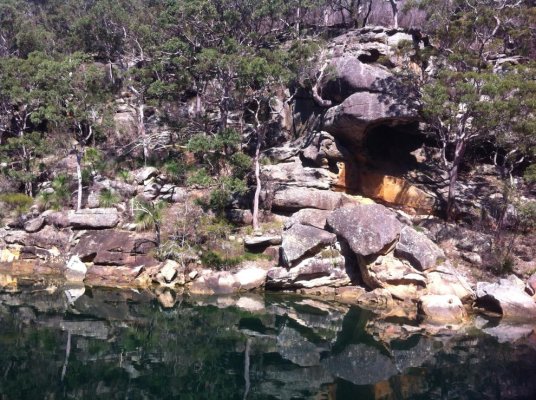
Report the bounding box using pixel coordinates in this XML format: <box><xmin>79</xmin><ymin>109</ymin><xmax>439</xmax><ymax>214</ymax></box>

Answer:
<box><xmin>276</xmin><ymin>325</ymin><xmax>321</xmax><ymax>367</ymax></box>
<box><xmin>322</xmin><ymin>343</ymin><xmax>399</xmax><ymax>385</ymax></box>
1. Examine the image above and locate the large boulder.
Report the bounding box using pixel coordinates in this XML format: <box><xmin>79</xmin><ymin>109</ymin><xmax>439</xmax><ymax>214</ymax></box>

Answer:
<box><xmin>133</xmin><ymin>166</ymin><xmax>158</xmax><ymax>184</ymax></box>
<box><xmin>323</xmin><ymin>91</ymin><xmax>418</xmax><ymax>144</ymax></box>
<box><xmin>319</xmin><ymin>56</ymin><xmax>392</xmax><ymax>103</ymax></box>
<box><xmin>419</xmin><ymin>294</ymin><xmax>467</xmax><ymax>324</ymax></box>
<box><xmin>476</xmin><ymin>276</ymin><xmax>536</xmax><ymax>320</ymax></box>
<box><xmin>425</xmin><ymin>265</ymin><xmax>474</xmax><ymax>301</ymax></box>
<box><xmin>263</xmin><ymin>159</ymin><xmax>335</xmax><ymax>190</ymax></box>
<box><xmin>359</xmin><ymin>254</ymin><xmax>426</xmax><ymax>300</ymax></box>
<box><xmin>301</xmin><ymin>131</ymin><xmax>348</xmax><ymax>167</ymax></box>
<box><xmin>64</xmin><ymin>255</ymin><xmax>87</xmax><ymax>282</ymax></box>
<box><xmin>327</xmin><ymin>203</ymin><xmax>402</xmax><ymax>256</ymax></box>
<box><xmin>267</xmin><ymin>251</ymin><xmax>351</xmax><ymax>289</ymax></box>
<box><xmin>272</xmin><ymin>187</ymin><xmax>343</xmax><ymax>211</ymax></box>
<box><xmin>233</xmin><ymin>266</ymin><xmax>267</xmax><ymax>291</ymax></box>
<box><xmin>281</xmin><ymin>223</ymin><xmax>337</xmax><ymax>265</ymax></box>
<box><xmin>46</xmin><ymin>208</ymin><xmax>120</xmax><ymax>229</ymax></box>
<box><xmin>395</xmin><ymin>226</ymin><xmax>446</xmax><ymax>271</ymax></box>
<box><xmin>284</xmin><ymin>209</ymin><xmax>331</xmax><ymax>230</ymax></box>
<box><xmin>73</xmin><ymin>230</ymin><xmax>157</xmax><ymax>268</ymax></box>
<box><xmin>188</xmin><ymin>270</ymin><xmax>239</xmax><ymax>295</ymax></box>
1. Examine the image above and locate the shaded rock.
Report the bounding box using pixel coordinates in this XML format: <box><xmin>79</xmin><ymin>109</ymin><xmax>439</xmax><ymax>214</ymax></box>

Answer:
<box><xmin>395</xmin><ymin>226</ymin><xmax>445</xmax><ymax>271</ymax></box>
<box><xmin>225</xmin><ymin>209</ymin><xmax>253</xmax><ymax>226</ymax></box>
<box><xmin>272</xmin><ymin>187</ymin><xmax>342</xmax><ymax>211</ymax></box>
<box><xmin>419</xmin><ymin>294</ymin><xmax>467</xmax><ymax>324</ymax></box>
<box><xmin>301</xmin><ymin>131</ymin><xmax>347</xmax><ymax>166</ymax></box>
<box><xmin>134</xmin><ymin>166</ymin><xmax>158</xmax><ymax>184</ymax></box>
<box><xmin>23</xmin><ymin>216</ymin><xmax>45</xmax><ymax>233</ymax></box>
<box><xmin>476</xmin><ymin>276</ymin><xmax>536</xmax><ymax>320</ymax></box>
<box><xmin>46</xmin><ymin>208</ymin><xmax>120</xmax><ymax>229</ymax></box>
<box><xmin>284</xmin><ymin>208</ymin><xmax>330</xmax><ymax>230</ymax></box>
<box><xmin>322</xmin><ymin>343</ymin><xmax>398</xmax><ymax>385</ymax></box>
<box><xmin>281</xmin><ymin>223</ymin><xmax>336</xmax><ymax>265</ymax></box>
<box><xmin>233</xmin><ymin>266</ymin><xmax>267</xmax><ymax>290</ymax></box>
<box><xmin>277</xmin><ymin>326</ymin><xmax>320</xmax><ymax>367</ymax></box>
<box><xmin>323</xmin><ymin>91</ymin><xmax>418</xmax><ymax>145</ymax></box>
<box><xmin>142</xmin><ymin>182</ymin><xmax>161</xmax><ymax>200</ymax></box>
<box><xmin>526</xmin><ymin>273</ymin><xmax>536</xmax><ymax>296</ymax></box>
<box><xmin>327</xmin><ymin>203</ymin><xmax>402</xmax><ymax>256</ymax></box>
<box><xmin>64</xmin><ymin>255</ymin><xmax>87</xmax><ymax>282</ymax></box>
<box><xmin>319</xmin><ymin>56</ymin><xmax>392</xmax><ymax>103</ymax></box>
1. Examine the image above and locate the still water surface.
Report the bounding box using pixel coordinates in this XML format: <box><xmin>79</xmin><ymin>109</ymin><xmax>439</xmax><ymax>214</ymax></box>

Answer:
<box><xmin>1</xmin><ymin>286</ymin><xmax>536</xmax><ymax>399</ymax></box>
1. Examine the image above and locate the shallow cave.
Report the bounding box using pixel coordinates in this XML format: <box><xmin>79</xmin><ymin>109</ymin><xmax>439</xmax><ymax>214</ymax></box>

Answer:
<box><xmin>363</xmin><ymin>122</ymin><xmax>429</xmax><ymax>175</ymax></box>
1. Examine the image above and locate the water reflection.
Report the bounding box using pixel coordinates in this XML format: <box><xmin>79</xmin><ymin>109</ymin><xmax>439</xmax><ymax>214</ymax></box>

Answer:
<box><xmin>0</xmin><ymin>287</ymin><xmax>535</xmax><ymax>399</ymax></box>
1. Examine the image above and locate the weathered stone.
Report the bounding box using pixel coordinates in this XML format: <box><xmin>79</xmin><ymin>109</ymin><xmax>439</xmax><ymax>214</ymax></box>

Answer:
<box><xmin>73</xmin><ymin>230</ymin><xmax>157</xmax><ymax>268</ymax></box>
<box><xmin>189</xmin><ymin>270</ymin><xmax>239</xmax><ymax>295</ymax></box>
<box><xmin>476</xmin><ymin>276</ymin><xmax>536</xmax><ymax>320</ymax></box>
<box><xmin>64</xmin><ymin>255</ymin><xmax>87</xmax><ymax>282</ymax></box>
<box><xmin>225</xmin><ymin>209</ymin><xmax>253</xmax><ymax>226</ymax></box>
<box><xmin>134</xmin><ymin>167</ymin><xmax>158</xmax><ymax>184</ymax></box>
<box><xmin>267</xmin><ymin>251</ymin><xmax>351</xmax><ymax>289</ymax></box>
<box><xmin>301</xmin><ymin>132</ymin><xmax>347</xmax><ymax>166</ymax></box>
<box><xmin>277</xmin><ymin>326</ymin><xmax>321</xmax><ymax>367</ymax></box>
<box><xmin>526</xmin><ymin>272</ymin><xmax>536</xmax><ymax>296</ymax></box>
<box><xmin>160</xmin><ymin>260</ymin><xmax>179</xmax><ymax>283</ymax></box>
<box><xmin>272</xmin><ymin>187</ymin><xmax>343</xmax><ymax>211</ymax></box>
<box><xmin>23</xmin><ymin>216</ymin><xmax>45</xmax><ymax>233</ymax></box>
<box><xmin>419</xmin><ymin>294</ymin><xmax>467</xmax><ymax>324</ymax></box>
<box><xmin>281</xmin><ymin>224</ymin><xmax>336</xmax><ymax>265</ymax></box>
<box><xmin>319</xmin><ymin>56</ymin><xmax>392</xmax><ymax>103</ymax></box>
<box><xmin>263</xmin><ymin>159</ymin><xmax>335</xmax><ymax>190</ymax></box>
<box><xmin>327</xmin><ymin>203</ymin><xmax>402</xmax><ymax>256</ymax></box>
<box><xmin>46</xmin><ymin>208</ymin><xmax>120</xmax><ymax>229</ymax></box>
<box><xmin>323</xmin><ymin>91</ymin><xmax>418</xmax><ymax>145</ymax></box>
<box><xmin>284</xmin><ymin>209</ymin><xmax>331</xmax><ymax>230</ymax></box>
<box><xmin>395</xmin><ymin>226</ymin><xmax>445</xmax><ymax>271</ymax></box>
<box><xmin>359</xmin><ymin>254</ymin><xmax>426</xmax><ymax>300</ymax></box>
<box><xmin>142</xmin><ymin>182</ymin><xmax>161</xmax><ymax>200</ymax></box>
<box><xmin>233</xmin><ymin>266</ymin><xmax>267</xmax><ymax>290</ymax></box>
<box><xmin>425</xmin><ymin>266</ymin><xmax>474</xmax><ymax>301</ymax></box>
<box><xmin>244</xmin><ymin>235</ymin><xmax>282</xmax><ymax>249</ymax></box>
<box><xmin>85</xmin><ymin>265</ymin><xmax>144</xmax><ymax>288</ymax></box>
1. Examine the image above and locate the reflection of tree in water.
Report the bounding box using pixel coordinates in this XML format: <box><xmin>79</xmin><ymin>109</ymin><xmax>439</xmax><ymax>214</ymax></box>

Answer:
<box><xmin>0</xmin><ymin>289</ymin><xmax>536</xmax><ymax>399</ymax></box>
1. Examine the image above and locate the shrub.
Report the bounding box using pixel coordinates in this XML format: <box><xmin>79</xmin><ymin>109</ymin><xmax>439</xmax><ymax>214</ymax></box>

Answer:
<box><xmin>0</xmin><ymin>193</ymin><xmax>33</xmax><ymax>215</ymax></box>
<box><xmin>98</xmin><ymin>188</ymin><xmax>120</xmax><ymax>208</ymax></box>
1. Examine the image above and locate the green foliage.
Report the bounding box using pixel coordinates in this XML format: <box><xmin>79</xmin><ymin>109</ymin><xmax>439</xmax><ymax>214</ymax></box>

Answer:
<box><xmin>163</xmin><ymin>160</ymin><xmax>187</xmax><ymax>184</ymax></box>
<box><xmin>518</xmin><ymin>201</ymin><xmax>536</xmax><ymax>233</ymax></box>
<box><xmin>200</xmin><ymin>249</ymin><xmax>269</xmax><ymax>271</ymax></box>
<box><xmin>134</xmin><ymin>199</ymin><xmax>166</xmax><ymax>232</ymax></box>
<box><xmin>0</xmin><ymin>193</ymin><xmax>33</xmax><ymax>215</ymax></box>
<box><xmin>98</xmin><ymin>188</ymin><xmax>120</xmax><ymax>208</ymax></box>
<box><xmin>186</xmin><ymin>169</ymin><xmax>212</xmax><ymax>188</ymax></box>
<box><xmin>38</xmin><ymin>174</ymin><xmax>71</xmax><ymax>210</ymax></box>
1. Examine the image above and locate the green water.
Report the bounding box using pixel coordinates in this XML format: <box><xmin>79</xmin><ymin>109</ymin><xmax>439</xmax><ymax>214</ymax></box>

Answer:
<box><xmin>0</xmin><ymin>287</ymin><xmax>535</xmax><ymax>400</ymax></box>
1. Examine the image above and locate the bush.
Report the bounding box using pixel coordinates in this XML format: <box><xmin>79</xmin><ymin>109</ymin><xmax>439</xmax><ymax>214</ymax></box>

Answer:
<box><xmin>98</xmin><ymin>188</ymin><xmax>120</xmax><ymax>207</ymax></box>
<box><xmin>518</xmin><ymin>201</ymin><xmax>536</xmax><ymax>232</ymax></box>
<box><xmin>164</xmin><ymin>160</ymin><xmax>187</xmax><ymax>184</ymax></box>
<box><xmin>0</xmin><ymin>193</ymin><xmax>33</xmax><ymax>215</ymax></box>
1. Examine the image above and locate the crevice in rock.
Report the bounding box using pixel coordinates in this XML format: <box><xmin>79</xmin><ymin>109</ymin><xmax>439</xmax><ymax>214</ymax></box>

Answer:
<box><xmin>475</xmin><ymin>295</ymin><xmax>504</xmax><ymax>316</ymax></box>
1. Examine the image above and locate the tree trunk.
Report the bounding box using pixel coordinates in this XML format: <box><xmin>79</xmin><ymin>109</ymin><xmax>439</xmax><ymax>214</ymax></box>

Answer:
<box><xmin>446</xmin><ymin>140</ymin><xmax>466</xmax><ymax>221</ymax></box>
<box><xmin>137</xmin><ymin>104</ymin><xmax>148</xmax><ymax>165</ymax></box>
<box><xmin>389</xmin><ymin>0</ymin><xmax>399</xmax><ymax>29</ymax></box>
<box><xmin>252</xmin><ymin>131</ymin><xmax>263</xmax><ymax>232</ymax></box>
<box><xmin>76</xmin><ymin>149</ymin><xmax>83</xmax><ymax>211</ymax></box>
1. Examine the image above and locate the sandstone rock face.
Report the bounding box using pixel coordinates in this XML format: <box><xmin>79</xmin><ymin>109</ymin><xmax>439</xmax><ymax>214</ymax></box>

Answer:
<box><xmin>323</xmin><ymin>91</ymin><xmax>418</xmax><ymax>143</ymax></box>
<box><xmin>476</xmin><ymin>276</ymin><xmax>536</xmax><ymax>320</ymax></box>
<box><xmin>319</xmin><ymin>56</ymin><xmax>392</xmax><ymax>103</ymax></box>
<box><xmin>244</xmin><ymin>235</ymin><xmax>282</xmax><ymax>248</ymax></box>
<box><xmin>85</xmin><ymin>265</ymin><xmax>144</xmax><ymax>288</ymax></box>
<box><xmin>395</xmin><ymin>226</ymin><xmax>446</xmax><ymax>271</ymax></box>
<box><xmin>301</xmin><ymin>131</ymin><xmax>347</xmax><ymax>166</ymax></box>
<box><xmin>419</xmin><ymin>294</ymin><xmax>467</xmax><ymax>324</ymax></box>
<box><xmin>425</xmin><ymin>265</ymin><xmax>474</xmax><ymax>301</ymax></box>
<box><xmin>284</xmin><ymin>209</ymin><xmax>331</xmax><ymax>230</ymax></box>
<box><xmin>189</xmin><ymin>270</ymin><xmax>239</xmax><ymax>295</ymax></box>
<box><xmin>267</xmin><ymin>252</ymin><xmax>351</xmax><ymax>289</ymax></box>
<box><xmin>327</xmin><ymin>204</ymin><xmax>402</xmax><ymax>256</ymax></box>
<box><xmin>64</xmin><ymin>255</ymin><xmax>87</xmax><ymax>282</ymax></box>
<box><xmin>263</xmin><ymin>158</ymin><xmax>335</xmax><ymax>190</ymax></box>
<box><xmin>134</xmin><ymin>167</ymin><xmax>159</xmax><ymax>184</ymax></box>
<box><xmin>233</xmin><ymin>266</ymin><xmax>267</xmax><ymax>290</ymax></box>
<box><xmin>47</xmin><ymin>208</ymin><xmax>120</xmax><ymax>229</ymax></box>
<box><xmin>159</xmin><ymin>260</ymin><xmax>179</xmax><ymax>283</ymax></box>
<box><xmin>24</xmin><ymin>217</ymin><xmax>45</xmax><ymax>233</ymax></box>
<box><xmin>272</xmin><ymin>187</ymin><xmax>343</xmax><ymax>211</ymax></box>
<box><xmin>281</xmin><ymin>224</ymin><xmax>337</xmax><ymax>265</ymax></box>
<box><xmin>360</xmin><ymin>254</ymin><xmax>426</xmax><ymax>300</ymax></box>
<box><xmin>73</xmin><ymin>230</ymin><xmax>157</xmax><ymax>268</ymax></box>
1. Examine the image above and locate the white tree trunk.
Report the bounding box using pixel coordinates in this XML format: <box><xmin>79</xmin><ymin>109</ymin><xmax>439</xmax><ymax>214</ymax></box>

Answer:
<box><xmin>252</xmin><ymin>133</ymin><xmax>262</xmax><ymax>232</ymax></box>
<box><xmin>137</xmin><ymin>104</ymin><xmax>148</xmax><ymax>165</ymax></box>
<box><xmin>76</xmin><ymin>150</ymin><xmax>83</xmax><ymax>211</ymax></box>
